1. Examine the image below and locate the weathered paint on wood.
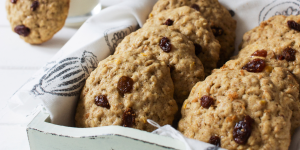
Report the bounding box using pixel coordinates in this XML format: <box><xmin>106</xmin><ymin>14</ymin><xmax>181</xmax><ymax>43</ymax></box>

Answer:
<box><xmin>27</xmin><ymin>112</ymin><xmax>186</xmax><ymax>150</ymax></box>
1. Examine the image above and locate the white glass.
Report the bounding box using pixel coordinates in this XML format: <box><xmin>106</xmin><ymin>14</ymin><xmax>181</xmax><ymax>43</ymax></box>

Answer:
<box><xmin>65</xmin><ymin>0</ymin><xmax>101</xmax><ymax>27</ymax></box>
<box><xmin>101</xmin><ymin>0</ymin><xmax>125</xmax><ymax>8</ymax></box>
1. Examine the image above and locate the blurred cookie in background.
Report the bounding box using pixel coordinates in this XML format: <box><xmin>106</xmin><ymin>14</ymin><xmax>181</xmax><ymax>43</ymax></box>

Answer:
<box><xmin>6</xmin><ymin>0</ymin><xmax>70</xmax><ymax>44</ymax></box>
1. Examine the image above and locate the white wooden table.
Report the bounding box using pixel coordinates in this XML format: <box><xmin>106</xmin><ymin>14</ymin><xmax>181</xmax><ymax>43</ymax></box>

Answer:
<box><xmin>0</xmin><ymin>1</ymin><xmax>77</xmax><ymax>149</ymax></box>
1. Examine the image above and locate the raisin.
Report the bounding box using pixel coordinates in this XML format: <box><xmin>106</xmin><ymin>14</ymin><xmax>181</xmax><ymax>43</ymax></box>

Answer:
<box><xmin>31</xmin><ymin>1</ymin><xmax>39</xmax><ymax>11</ymax></box>
<box><xmin>251</xmin><ymin>50</ymin><xmax>267</xmax><ymax>57</ymax></box>
<box><xmin>209</xmin><ymin>135</ymin><xmax>221</xmax><ymax>147</ymax></box>
<box><xmin>11</xmin><ymin>0</ymin><xmax>17</xmax><ymax>3</ymax></box>
<box><xmin>282</xmin><ymin>47</ymin><xmax>296</xmax><ymax>61</ymax></box>
<box><xmin>14</xmin><ymin>25</ymin><xmax>30</xmax><ymax>37</ymax></box>
<box><xmin>277</xmin><ymin>55</ymin><xmax>285</xmax><ymax>60</ymax></box>
<box><xmin>191</xmin><ymin>4</ymin><xmax>200</xmax><ymax>11</ymax></box>
<box><xmin>117</xmin><ymin>76</ymin><xmax>134</xmax><ymax>97</ymax></box>
<box><xmin>211</xmin><ymin>26</ymin><xmax>224</xmax><ymax>37</ymax></box>
<box><xmin>164</xmin><ymin>19</ymin><xmax>173</xmax><ymax>26</ymax></box>
<box><xmin>233</xmin><ymin>115</ymin><xmax>254</xmax><ymax>145</ymax></box>
<box><xmin>287</xmin><ymin>20</ymin><xmax>300</xmax><ymax>31</ymax></box>
<box><xmin>95</xmin><ymin>95</ymin><xmax>110</xmax><ymax>109</ymax></box>
<box><xmin>159</xmin><ymin>37</ymin><xmax>172</xmax><ymax>52</ymax></box>
<box><xmin>242</xmin><ymin>58</ymin><xmax>266</xmax><ymax>73</ymax></box>
<box><xmin>122</xmin><ymin>108</ymin><xmax>135</xmax><ymax>127</ymax></box>
<box><xmin>200</xmin><ymin>95</ymin><xmax>214</xmax><ymax>109</ymax></box>
<box><xmin>194</xmin><ymin>44</ymin><xmax>202</xmax><ymax>56</ymax></box>
<box><xmin>228</xmin><ymin>10</ymin><xmax>235</xmax><ymax>17</ymax></box>
<box><xmin>277</xmin><ymin>47</ymin><xmax>296</xmax><ymax>61</ymax></box>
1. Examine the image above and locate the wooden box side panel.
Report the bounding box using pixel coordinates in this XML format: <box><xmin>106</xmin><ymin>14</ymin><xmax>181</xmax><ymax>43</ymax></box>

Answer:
<box><xmin>27</xmin><ymin>112</ymin><xmax>185</xmax><ymax>150</ymax></box>
<box><xmin>27</xmin><ymin>128</ymin><xmax>176</xmax><ymax>150</ymax></box>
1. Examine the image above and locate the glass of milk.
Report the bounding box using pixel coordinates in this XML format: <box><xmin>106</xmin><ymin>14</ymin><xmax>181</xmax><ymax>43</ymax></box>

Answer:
<box><xmin>65</xmin><ymin>0</ymin><xmax>101</xmax><ymax>27</ymax></box>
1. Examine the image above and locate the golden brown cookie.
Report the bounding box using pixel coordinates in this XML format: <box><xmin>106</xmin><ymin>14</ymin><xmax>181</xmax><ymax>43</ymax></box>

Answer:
<box><xmin>240</xmin><ymin>15</ymin><xmax>300</xmax><ymax>49</ymax></box>
<box><xmin>6</xmin><ymin>0</ymin><xmax>70</xmax><ymax>44</ymax></box>
<box><xmin>75</xmin><ymin>50</ymin><xmax>178</xmax><ymax>132</ymax></box>
<box><xmin>150</xmin><ymin>0</ymin><xmax>236</xmax><ymax>67</ymax></box>
<box><xmin>232</xmin><ymin>42</ymin><xmax>300</xmax><ymax>87</ymax></box>
<box><xmin>222</xmin><ymin>56</ymin><xmax>300</xmax><ymax>134</ymax></box>
<box><xmin>233</xmin><ymin>16</ymin><xmax>300</xmax><ymax>133</ymax></box>
<box><xmin>144</xmin><ymin>6</ymin><xmax>220</xmax><ymax>76</ymax></box>
<box><xmin>179</xmin><ymin>66</ymin><xmax>299</xmax><ymax>149</ymax></box>
<box><xmin>114</xmin><ymin>25</ymin><xmax>205</xmax><ymax>107</ymax></box>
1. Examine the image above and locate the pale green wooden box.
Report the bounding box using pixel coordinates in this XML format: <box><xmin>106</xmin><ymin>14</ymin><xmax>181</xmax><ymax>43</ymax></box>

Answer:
<box><xmin>27</xmin><ymin>111</ymin><xmax>188</xmax><ymax>150</ymax></box>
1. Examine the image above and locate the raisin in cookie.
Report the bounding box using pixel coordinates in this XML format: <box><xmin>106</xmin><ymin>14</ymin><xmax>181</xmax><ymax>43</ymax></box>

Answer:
<box><xmin>150</xmin><ymin>0</ymin><xmax>236</xmax><ymax>67</ymax></box>
<box><xmin>235</xmin><ymin>17</ymin><xmax>300</xmax><ymax>127</ymax></box>
<box><xmin>222</xmin><ymin>56</ymin><xmax>300</xmax><ymax>134</ymax></box>
<box><xmin>75</xmin><ymin>50</ymin><xmax>178</xmax><ymax>132</ymax></box>
<box><xmin>179</xmin><ymin>67</ymin><xmax>299</xmax><ymax>149</ymax></box>
<box><xmin>144</xmin><ymin>6</ymin><xmax>220</xmax><ymax>76</ymax></box>
<box><xmin>6</xmin><ymin>0</ymin><xmax>70</xmax><ymax>44</ymax></box>
<box><xmin>233</xmin><ymin>37</ymin><xmax>300</xmax><ymax>90</ymax></box>
<box><xmin>114</xmin><ymin>25</ymin><xmax>205</xmax><ymax>107</ymax></box>
<box><xmin>240</xmin><ymin>15</ymin><xmax>300</xmax><ymax>49</ymax></box>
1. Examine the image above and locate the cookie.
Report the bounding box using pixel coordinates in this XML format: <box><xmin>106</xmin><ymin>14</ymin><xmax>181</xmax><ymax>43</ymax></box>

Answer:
<box><xmin>144</xmin><ymin>6</ymin><xmax>221</xmax><ymax>76</ymax></box>
<box><xmin>150</xmin><ymin>0</ymin><xmax>236</xmax><ymax>67</ymax></box>
<box><xmin>236</xmin><ymin>17</ymin><xmax>300</xmax><ymax>129</ymax></box>
<box><xmin>232</xmin><ymin>41</ymin><xmax>300</xmax><ymax>86</ymax></box>
<box><xmin>240</xmin><ymin>15</ymin><xmax>300</xmax><ymax>49</ymax></box>
<box><xmin>6</xmin><ymin>0</ymin><xmax>70</xmax><ymax>44</ymax></box>
<box><xmin>179</xmin><ymin>67</ymin><xmax>299</xmax><ymax>149</ymax></box>
<box><xmin>75</xmin><ymin>50</ymin><xmax>178</xmax><ymax>132</ymax></box>
<box><xmin>114</xmin><ymin>25</ymin><xmax>205</xmax><ymax>107</ymax></box>
<box><xmin>222</xmin><ymin>56</ymin><xmax>300</xmax><ymax>134</ymax></box>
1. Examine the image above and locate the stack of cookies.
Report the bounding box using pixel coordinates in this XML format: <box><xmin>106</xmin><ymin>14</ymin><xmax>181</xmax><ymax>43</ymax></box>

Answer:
<box><xmin>178</xmin><ymin>15</ymin><xmax>300</xmax><ymax>149</ymax></box>
<box><xmin>75</xmin><ymin>0</ymin><xmax>236</xmax><ymax>132</ymax></box>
